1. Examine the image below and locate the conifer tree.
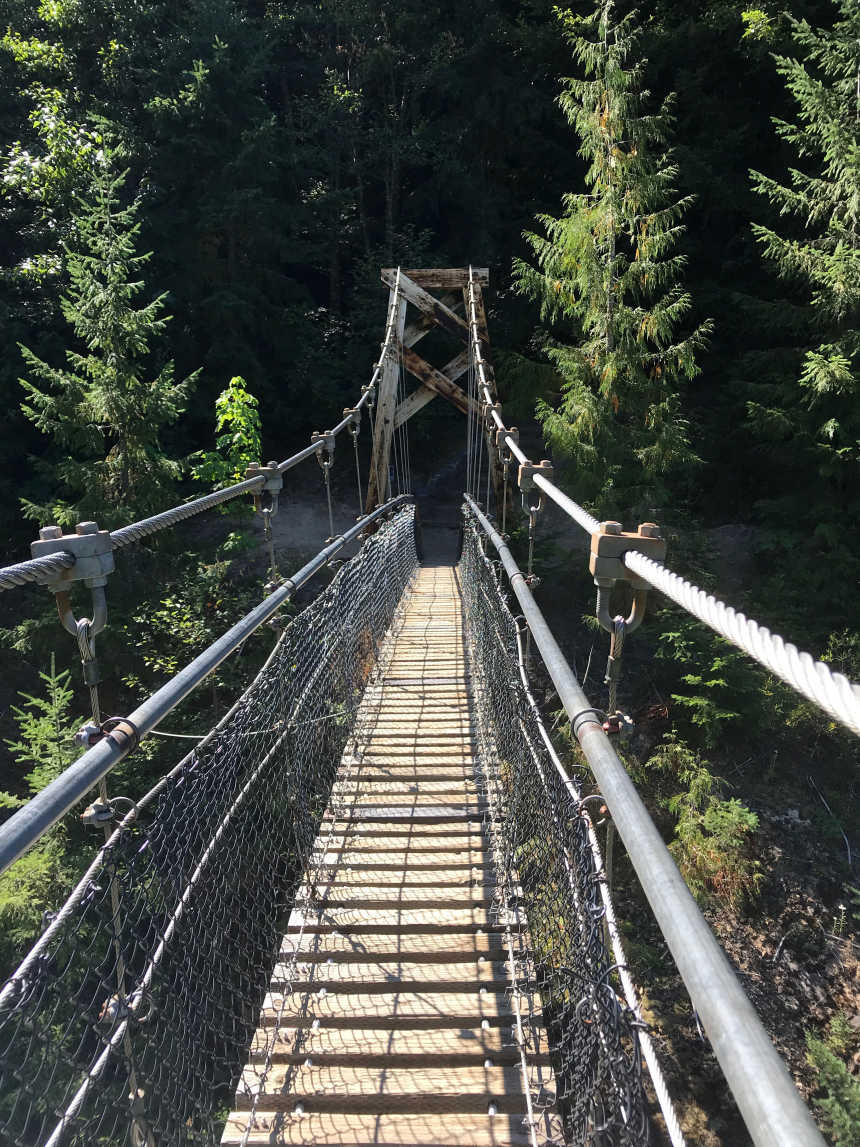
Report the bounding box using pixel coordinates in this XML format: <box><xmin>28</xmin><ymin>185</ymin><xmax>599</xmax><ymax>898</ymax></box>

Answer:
<box><xmin>19</xmin><ymin>163</ymin><xmax>198</xmax><ymax>527</ymax></box>
<box><xmin>514</xmin><ymin>1</ymin><xmax>711</xmax><ymax>514</ymax></box>
<box><xmin>749</xmin><ymin>1</ymin><xmax>859</xmax><ymax>534</ymax></box>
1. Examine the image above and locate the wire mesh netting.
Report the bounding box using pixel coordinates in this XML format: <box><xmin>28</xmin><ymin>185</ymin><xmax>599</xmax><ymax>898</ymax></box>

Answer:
<box><xmin>0</xmin><ymin>505</ymin><xmax>418</xmax><ymax>1147</ymax></box>
<box><xmin>459</xmin><ymin>506</ymin><xmax>650</xmax><ymax>1146</ymax></box>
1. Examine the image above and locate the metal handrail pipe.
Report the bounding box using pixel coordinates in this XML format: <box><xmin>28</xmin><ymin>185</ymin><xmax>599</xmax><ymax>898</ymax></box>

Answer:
<box><xmin>0</xmin><ymin>496</ymin><xmax>413</xmax><ymax>875</ymax></box>
<box><xmin>463</xmin><ymin>495</ymin><xmax>825</xmax><ymax>1147</ymax></box>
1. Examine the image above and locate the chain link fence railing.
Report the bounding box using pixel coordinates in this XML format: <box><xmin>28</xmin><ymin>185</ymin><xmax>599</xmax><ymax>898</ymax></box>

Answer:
<box><xmin>460</xmin><ymin>507</ymin><xmax>649</xmax><ymax>1146</ymax></box>
<box><xmin>0</xmin><ymin>506</ymin><xmax>418</xmax><ymax>1147</ymax></box>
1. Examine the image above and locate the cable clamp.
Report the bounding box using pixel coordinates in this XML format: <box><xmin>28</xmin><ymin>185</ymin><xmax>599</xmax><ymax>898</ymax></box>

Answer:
<box><xmin>343</xmin><ymin>407</ymin><xmax>361</xmax><ymax>437</ymax></box>
<box><xmin>312</xmin><ymin>431</ymin><xmax>336</xmax><ymax>469</ymax></box>
<box><xmin>570</xmin><ymin>708</ymin><xmax>605</xmax><ymax>738</ymax></box>
<box><xmin>518</xmin><ymin>459</ymin><xmax>553</xmax><ymax>515</ymax></box>
<box><xmin>30</xmin><ymin>521</ymin><xmax>114</xmax><ymax>591</ymax></box>
<box><xmin>81</xmin><ymin>799</ymin><xmax>114</xmax><ymax>827</ymax></box>
<box><xmin>245</xmin><ymin>462</ymin><xmax>283</xmax><ymax>516</ymax></box>
<box><xmin>485</xmin><ymin>401</ymin><xmax>502</xmax><ymax>434</ymax></box>
<box><xmin>496</xmin><ymin>425</ymin><xmax>518</xmax><ymax>463</ymax></box>
<box><xmin>603</xmin><ymin>711</ymin><xmax>634</xmax><ymax>736</ymax></box>
<box><xmin>75</xmin><ymin>722</ymin><xmax>103</xmax><ymax>749</ymax></box>
<box><xmin>102</xmin><ymin>716</ymin><xmax>141</xmax><ymax>755</ymax></box>
<box><xmin>525</xmin><ymin>573</ymin><xmax>541</xmax><ymax>589</ymax></box>
<box><xmin>590</xmin><ymin>520</ymin><xmax>665</xmax><ymax>586</ymax></box>
<box><xmin>591</xmin><ymin>520</ymin><xmax>666</xmax><ymax>634</ymax></box>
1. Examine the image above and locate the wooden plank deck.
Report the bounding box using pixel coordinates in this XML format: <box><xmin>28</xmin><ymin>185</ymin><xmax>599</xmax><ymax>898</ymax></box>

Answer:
<box><xmin>222</xmin><ymin>566</ymin><xmax>557</xmax><ymax>1146</ymax></box>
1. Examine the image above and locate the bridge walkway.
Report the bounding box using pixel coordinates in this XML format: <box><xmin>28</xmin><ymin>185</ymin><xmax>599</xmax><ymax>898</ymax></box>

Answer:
<box><xmin>222</xmin><ymin>564</ymin><xmax>556</xmax><ymax>1145</ymax></box>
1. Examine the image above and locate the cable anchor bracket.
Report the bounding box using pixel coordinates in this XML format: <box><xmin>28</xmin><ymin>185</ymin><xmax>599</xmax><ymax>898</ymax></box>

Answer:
<box><xmin>497</xmin><ymin>426</ymin><xmax>519</xmax><ymax>465</ymax></box>
<box><xmin>517</xmin><ymin>459</ymin><xmax>553</xmax><ymax>516</ymax></box>
<box><xmin>312</xmin><ymin>430</ymin><xmax>336</xmax><ymax>470</ymax></box>
<box><xmin>245</xmin><ymin>461</ymin><xmax>283</xmax><ymax>517</ymax></box>
<box><xmin>31</xmin><ymin>522</ymin><xmax>114</xmax><ymax>626</ymax></box>
<box><xmin>343</xmin><ymin>407</ymin><xmax>361</xmax><ymax>438</ymax></box>
<box><xmin>590</xmin><ymin>520</ymin><xmax>666</xmax><ymax>636</ymax></box>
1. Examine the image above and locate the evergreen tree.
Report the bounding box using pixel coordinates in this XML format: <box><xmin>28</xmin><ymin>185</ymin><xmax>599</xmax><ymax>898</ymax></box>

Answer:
<box><xmin>749</xmin><ymin>1</ymin><xmax>859</xmax><ymax>561</ymax></box>
<box><xmin>514</xmin><ymin>1</ymin><xmax>711</xmax><ymax>514</ymax></box>
<box><xmin>19</xmin><ymin>163</ymin><xmax>198</xmax><ymax>527</ymax></box>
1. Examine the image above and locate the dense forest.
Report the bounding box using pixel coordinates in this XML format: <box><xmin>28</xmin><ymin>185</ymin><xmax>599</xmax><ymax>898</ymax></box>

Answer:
<box><xmin>0</xmin><ymin>0</ymin><xmax>857</xmax><ymax>1142</ymax></box>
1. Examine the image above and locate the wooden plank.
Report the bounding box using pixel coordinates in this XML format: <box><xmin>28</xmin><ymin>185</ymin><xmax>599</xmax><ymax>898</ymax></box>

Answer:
<box><xmin>393</xmin><ymin>349</ymin><xmax>471</xmax><ymax>428</ymax></box>
<box><xmin>222</xmin><ymin>565</ymin><xmax>561</xmax><ymax>1145</ymax></box>
<box><xmin>281</xmin><ymin>933</ymin><xmax>506</xmax><ymax>959</ymax></box>
<box><xmin>381</xmin><ymin>269</ymin><xmax>469</xmax><ymax>344</ymax></box>
<box><xmin>236</xmin><ymin>1065</ymin><xmax>533</xmax><ymax>1113</ymax></box>
<box><xmin>295</xmin><ymin>893</ymin><xmax>494</xmax><ymax>910</ymax></box>
<box><xmin>272</xmin><ymin>961</ymin><xmax>507</xmax><ymax>987</ymax></box>
<box><xmin>287</xmin><ymin>906</ymin><xmax>497</xmax><ymax>930</ymax></box>
<box><xmin>260</xmin><ymin>989</ymin><xmax>522</xmax><ymax>1022</ymax></box>
<box><xmin>384</xmin><ymin>268</ymin><xmax>489</xmax><ymax>289</ymax></box>
<box><xmin>221</xmin><ymin>1110</ymin><xmax>534</xmax><ymax>1145</ymax></box>
<box><xmin>247</xmin><ymin>1025</ymin><xmax>538</xmax><ymax>1061</ymax></box>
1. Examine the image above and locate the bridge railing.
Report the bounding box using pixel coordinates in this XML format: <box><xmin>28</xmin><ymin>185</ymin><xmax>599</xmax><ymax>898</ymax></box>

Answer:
<box><xmin>0</xmin><ymin>503</ymin><xmax>418</xmax><ymax>1147</ymax></box>
<box><xmin>460</xmin><ymin>509</ymin><xmax>651</xmax><ymax>1145</ymax></box>
<box><xmin>463</xmin><ymin>496</ymin><xmax>826</xmax><ymax>1147</ymax></box>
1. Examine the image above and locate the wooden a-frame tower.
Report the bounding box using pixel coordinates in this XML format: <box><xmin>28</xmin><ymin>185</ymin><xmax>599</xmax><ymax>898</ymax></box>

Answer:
<box><xmin>365</xmin><ymin>267</ymin><xmax>504</xmax><ymax>511</ymax></box>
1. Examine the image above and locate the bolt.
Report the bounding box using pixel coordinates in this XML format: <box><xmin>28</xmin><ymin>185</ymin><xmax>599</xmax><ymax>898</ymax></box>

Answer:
<box><xmin>601</xmin><ymin>521</ymin><xmax>622</xmax><ymax>535</ymax></box>
<box><xmin>638</xmin><ymin>522</ymin><xmax>661</xmax><ymax>538</ymax></box>
<box><xmin>39</xmin><ymin>525</ymin><xmax>63</xmax><ymax>540</ymax></box>
<box><xmin>76</xmin><ymin>521</ymin><xmax>99</xmax><ymax>535</ymax></box>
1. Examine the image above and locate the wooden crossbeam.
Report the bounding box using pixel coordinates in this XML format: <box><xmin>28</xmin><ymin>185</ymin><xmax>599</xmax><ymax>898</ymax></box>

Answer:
<box><xmin>403</xmin><ymin>295</ymin><xmax>461</xmax><ymax>349</ymax></box>
<box><xmin>394</xmin><ymin>350</ymin><xmax>473</xmax><ymax>429</ymax></box>
<box><xmin>381</xmin><ymin>270</ymin><xmax>469</xmax><ymax>344</ymax></box>
<box><xmin>383</xmin><ymin>268</ymin><xmax>489</xmax><ymax>289</ymax></box>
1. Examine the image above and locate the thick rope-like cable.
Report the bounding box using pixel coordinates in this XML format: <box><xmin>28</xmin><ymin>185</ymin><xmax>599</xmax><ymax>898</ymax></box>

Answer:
<box><xmin>110</xmin><ymin>473</ymin><xmax>266</xmax><ymax>549</ymax></box>
<box><xmin>464</xmin><ymin>264</ymin><xmax>860</xmax><ymax>738</ymax></box>
<box><xmin>624</xmin><ymin>550</ymin><xmax>860</xmax><ymax>736</ymax></box>
<box><xmin>0</xmin><ymin>551</ymin><xmax>76</xmax><ymax>590</ymax></box>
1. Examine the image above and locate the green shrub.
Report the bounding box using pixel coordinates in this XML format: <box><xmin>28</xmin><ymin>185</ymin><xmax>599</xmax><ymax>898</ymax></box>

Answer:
<box><xmin>646</xmin><ymin>734</ymin><xmax>762</xmax><ymax>910</ymax></box>
<box><xmin>806</xmin><ymin>1014</ymin><xmax>860</xmax><ymax>1145</ymax></box>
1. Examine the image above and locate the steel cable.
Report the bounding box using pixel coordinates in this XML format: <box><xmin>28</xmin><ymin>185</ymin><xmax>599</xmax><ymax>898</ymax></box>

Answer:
<box><xmin>463</xmin><ymin>266</ymin><xmax>860</xmax><ymax>738</ymax></box>
<box><xmin>0</xmin><ymin>275</ymin><xmax>406</xmax><ymax>589</ymax></box>
<box><xmin>0</xmin><ymin>550</ymin><xmax>76</xmax><ymax>590</ymax></box>
<box><xmin>623</xmin><ymin>549</ymin><xmax>860</xmax><ymax>736</ymax></box>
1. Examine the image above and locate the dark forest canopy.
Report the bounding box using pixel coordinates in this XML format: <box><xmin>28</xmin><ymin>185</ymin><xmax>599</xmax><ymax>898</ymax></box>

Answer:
<box><xmin>0</xmin><ymin>1</ymin><xmax>858</xmax><ymax>1138</ymax></box>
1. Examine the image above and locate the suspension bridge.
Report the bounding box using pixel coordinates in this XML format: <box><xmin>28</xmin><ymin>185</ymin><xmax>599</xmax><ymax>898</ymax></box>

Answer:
<box><xmin>0</xmin><ymin>268</ymin><xmax>857</xmax><ymax>1147</ymax></box>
